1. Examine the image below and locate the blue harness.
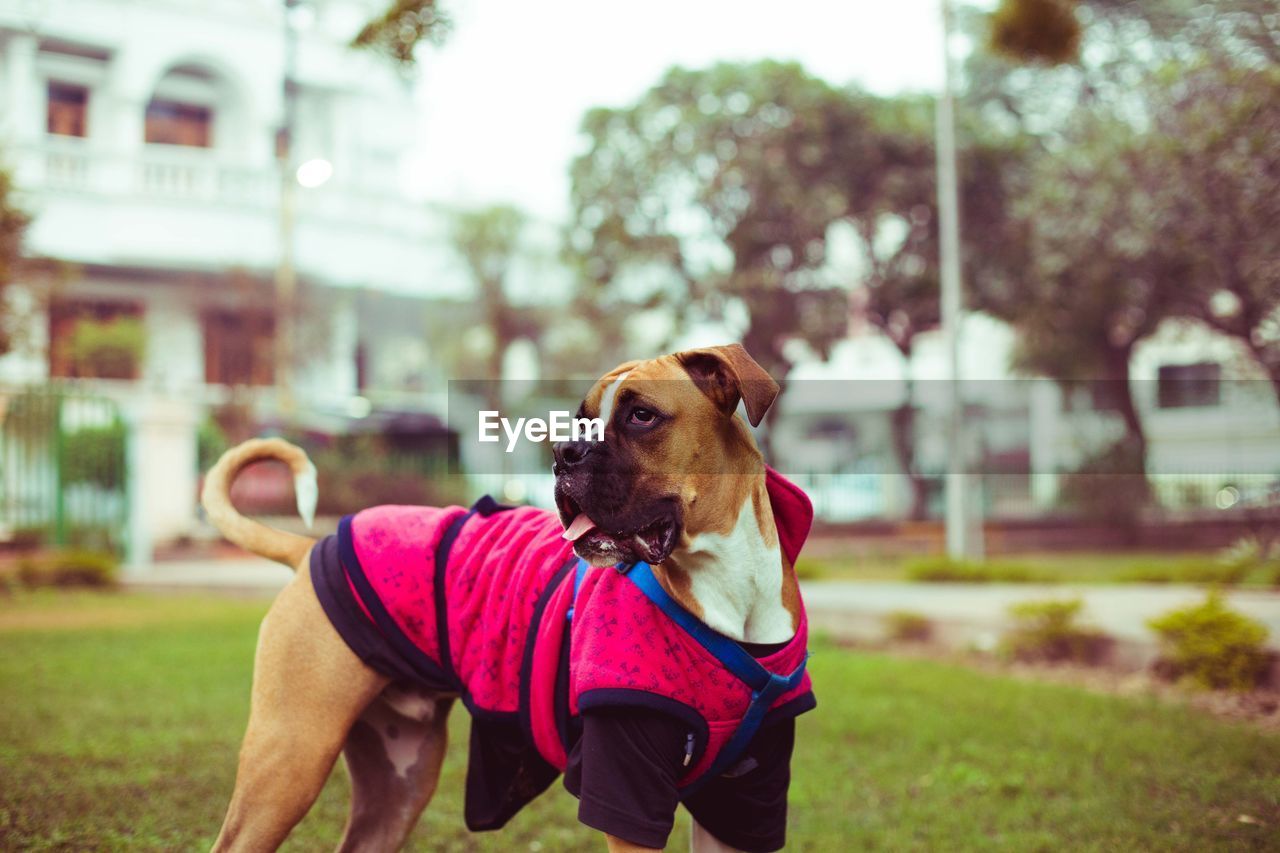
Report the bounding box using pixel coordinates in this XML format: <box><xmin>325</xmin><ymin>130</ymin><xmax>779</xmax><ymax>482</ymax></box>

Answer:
<box><xmin>568</xmin><ymin>558</ymin><xmax>808</xmax><ymax>792</ymax></box>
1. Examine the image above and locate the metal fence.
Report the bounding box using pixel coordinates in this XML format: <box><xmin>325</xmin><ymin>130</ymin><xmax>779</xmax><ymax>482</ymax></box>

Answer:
<box><xmin>0</xmin><ymin>384</ymin><xmax>129</xmax><ymax>555</ymax></box>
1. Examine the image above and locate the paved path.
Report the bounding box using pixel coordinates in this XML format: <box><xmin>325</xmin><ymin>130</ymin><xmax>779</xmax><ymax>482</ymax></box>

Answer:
<box><xmin>125</xmin><ymin>558</ymin><xmax>292</xmax><ymax>593</ymax></box>
<box><xmin>125</xmin><ymin>559</ymin><xmax>1280</xmax><ymax>649</ymax></box>
<box><xmin>801</xmin><ymin>580</ymin><xmax>1280</xmax><ymax>649</ymax></box>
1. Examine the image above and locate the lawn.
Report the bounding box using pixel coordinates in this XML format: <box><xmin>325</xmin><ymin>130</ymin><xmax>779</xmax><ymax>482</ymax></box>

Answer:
<box><xmin>797</xmin><ymin>550</ymin><xmax>1280</xmax><ymax>587</ymax></box>
<box><xmin>1</xmin><ymin>591</ymin><xmax>1277</xmax><ymax>851</ymax></box>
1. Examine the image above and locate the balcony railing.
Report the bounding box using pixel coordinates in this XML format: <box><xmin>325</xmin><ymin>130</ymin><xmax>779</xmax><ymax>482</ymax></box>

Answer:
<box><xmin>20</xmin><ymin>137</ymin><xmax>272</xmax><ymax>205</ymax></box>
<box><xmin>15</xmin><ymin>137</ymin><xmax>427</xmax><ymax>235</ymax></box>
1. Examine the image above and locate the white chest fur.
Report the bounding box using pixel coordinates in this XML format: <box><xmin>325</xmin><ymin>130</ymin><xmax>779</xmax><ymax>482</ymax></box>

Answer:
<box><xmin>675</xmin><ymin>497</ymin><xmax>794</xmax><ymax>644</ymax></box>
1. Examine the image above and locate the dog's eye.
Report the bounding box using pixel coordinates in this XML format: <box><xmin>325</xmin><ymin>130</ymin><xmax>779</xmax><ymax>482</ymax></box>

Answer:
<box><xmin>628</xmin><ymin>408</ymin><xmax>659</xmax><ymax>426</ymax></box>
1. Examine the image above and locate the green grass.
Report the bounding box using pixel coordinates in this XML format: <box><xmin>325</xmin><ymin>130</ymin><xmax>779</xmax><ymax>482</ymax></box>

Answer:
<box><xmin>2</xmin><ymin>592</ymin><xmax>1278</xmax><ymax>851</ymax></box>
<box><xmin>798</xmin><ymin>551</ymin><xmax>1280</xmax><ymax>587</ymax></box>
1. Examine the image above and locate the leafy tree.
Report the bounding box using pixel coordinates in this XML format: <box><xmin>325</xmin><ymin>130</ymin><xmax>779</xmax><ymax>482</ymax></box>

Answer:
<box><xmin>842</xmin><ymin>96</ymin><xmax>1030</xmax><ymax>517</ymax></box>
<box><xmin>1145</xmin><ymin>63</ymin><xmax>1280</xmax><ymax>404</ymax></box>
<box><xmin>568</xmin><ymin>59</ymin><xmax>1030</xmax><ymax>487</ymax></box>
<box><xmin>959</xmin><ymin>0</ymin><xmax>1280</xmax><ymax>478</ymax></box>
<box><xmin>0</xmin><ymin>166</ymin><xmax>32</xmax><ymax>355</ymax></box>
<box><xmin>350</xmin><ymin>0</ymin><xmax>450</xmax><ymax>69</ymax></box>
<box><xmin>449</xmin><ymin>205</ymin><xmax>541</xmax><ymax>406</ymax></box>
<box><xmin>568</xmin><ymin>61</ymin><xmax>872</xmax><ymax>452</ymax></box>
<box><xmin>1004</xmin><ymin>112</ymin><xmax>1184</xmax><ymax>468</ymax></box>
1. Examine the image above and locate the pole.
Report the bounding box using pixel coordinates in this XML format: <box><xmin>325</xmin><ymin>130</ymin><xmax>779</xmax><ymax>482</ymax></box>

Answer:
<box><xmin>935</xmin><ymin>0</ymin><xmax>983</xmax><ymax>560</ymax></box>
<box><xmin>275</xmin><ymin>0</ymin><xmax>299</xmax><ymax>417</ymax></box>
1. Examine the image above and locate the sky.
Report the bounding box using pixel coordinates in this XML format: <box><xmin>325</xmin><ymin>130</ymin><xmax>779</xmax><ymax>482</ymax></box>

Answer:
<box><xmin>408</xmin><ymin>0</ymin><xmax>952</xmax><ymax>223</ymax></box>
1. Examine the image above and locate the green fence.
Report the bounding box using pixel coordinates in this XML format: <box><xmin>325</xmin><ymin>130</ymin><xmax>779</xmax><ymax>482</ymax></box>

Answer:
<box><xmin>0</xmin><ymin>384</ymin><xmax>129</xmax><ymax>555</ymax></box>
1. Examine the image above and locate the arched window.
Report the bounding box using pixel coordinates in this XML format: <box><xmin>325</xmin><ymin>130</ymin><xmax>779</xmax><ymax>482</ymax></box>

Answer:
<box><xmin>144</xmin><ymin>64</ymin><xmax>223</xmax><ymax>148</ymax></box>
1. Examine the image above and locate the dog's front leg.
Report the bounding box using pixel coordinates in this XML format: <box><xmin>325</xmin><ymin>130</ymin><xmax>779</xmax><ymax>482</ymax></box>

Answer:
<box><xmin>690</xmin><ymin>819</ymin><xmax>746</xmax><ymax>853</ymax></box>
<box><xmin>605</xmin><ymin>834</ymin><xmax>660</xmax><ymax>853</ymax></box>
<box><xmin>600</xmin><ymin>821</ymin><xmax>746</xmax><ymax>853</ymax></box>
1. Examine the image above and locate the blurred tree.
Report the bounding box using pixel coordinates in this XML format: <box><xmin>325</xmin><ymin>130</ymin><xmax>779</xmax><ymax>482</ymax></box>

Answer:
<box><xmin>0</xmin><ymin>166</ymin><xmax>32</xmax><ymax>355</ymax></box>
<box><xmin>844</xmin><ymin>96</ymin><xmax>1030</xmax><ymax>517</ymax></box>
<box><xmin>959</xmin><ymin>0</ymin><xmax>1280</xmax><ymax>477</ymax></box>
<box><xmin>568</xmin><ymin>60</ymin><xmax>1031</xmax><ymax>481</ymax></box>
<box><xmin>449</xmin><ymin>205</ymin><xmax>542</xmax><ymax>406</ymax></box>
<box><xmin>1145</xmin><ymin>63</ymin><xmax>1280</xmax><ymax>404</ymax></box>
<box><xmin>351</xmin><ymin>0</ymin><xmax>450</xmax><ymax>69</ymax></box>
<box><xmin>568</xmin><ymin>61</ymin><xmax>872</xmax><ymax>453</ymax></box>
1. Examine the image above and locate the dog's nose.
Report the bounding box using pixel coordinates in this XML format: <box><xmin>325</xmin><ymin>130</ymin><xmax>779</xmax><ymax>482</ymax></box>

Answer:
<box><xmin>553</xmin><ymin>439</ymin><xmax>594</xmax><ymax>470</ymax></box>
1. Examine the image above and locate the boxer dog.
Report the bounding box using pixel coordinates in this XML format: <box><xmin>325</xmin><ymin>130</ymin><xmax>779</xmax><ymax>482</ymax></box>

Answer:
<box><xmin>201</xmin><ymin>344</ymin><xmax>812</xmax><ymax>852</ymax></box>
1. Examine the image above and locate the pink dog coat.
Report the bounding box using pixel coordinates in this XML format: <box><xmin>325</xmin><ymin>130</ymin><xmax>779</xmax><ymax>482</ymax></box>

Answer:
<box><xmin>311</xmin><ymin>469</ymin><xmax>816</xmax><ymax>831</ymax></box>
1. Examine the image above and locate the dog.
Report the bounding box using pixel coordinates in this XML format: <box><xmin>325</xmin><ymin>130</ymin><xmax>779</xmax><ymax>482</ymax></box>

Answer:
<box><xmin>201</xmin><ymin>344</ymin><xmax>815</xmax><ymax>852</ymax></box>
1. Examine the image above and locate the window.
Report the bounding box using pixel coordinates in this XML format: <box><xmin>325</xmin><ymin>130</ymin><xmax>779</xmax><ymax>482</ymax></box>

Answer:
<box><xmin>47</xmin><ymin>82</ymin><xmax>89</xmax><ymax>137</ymax></box>
<box><xmin>49</xmin><ymin>300</ymin><xmax>144</xmax><ymax>379</ymax></box>
<box><xmin>203</xmin><ymin>309</ymin><xmax>275</xmax><ymax>386</ymax></box>
<box><xmin>145</xmin><ymin>99</ymin><xmax>212</xmax><ymax>147</ymax></box>
<box><xmin>1157</xmin><ymin>362</ymin><xmax>1221</xmax><ymax>409</ymax></box>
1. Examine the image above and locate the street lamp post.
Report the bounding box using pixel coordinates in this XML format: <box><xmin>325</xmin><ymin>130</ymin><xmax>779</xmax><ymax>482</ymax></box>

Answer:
<box><xmin>275</xmin><ymin>0</ymin><xmax>300</xmax><ymax>417</ymax></box>
<box><xmin>936</xmin><ymin>0</ymin><xmax>984</xmax><ymax>560</ymax></box>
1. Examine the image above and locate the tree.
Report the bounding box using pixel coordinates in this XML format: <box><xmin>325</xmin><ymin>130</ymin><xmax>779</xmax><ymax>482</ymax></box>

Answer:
<box><xmin>448</xmin><ymin>205</ymin><xmax>546</xmax><ymax>409</ymax></box>
<box><xmin>351</xmin><ymin>0</ymin><xmax>451</xmax><ymax>70</ymax></box>
<box><xmin>568</xmin><ymin>61</ymin><xmax>869</xmax><ymax>452</ymax></box>
<box><xmin>1146</xmin><ymin>63</ymin><xmax>1280</xmax><ymax>404</ymax></box>
<box><xmin>1011</xmin><ymin>112</ymin><xmax>1187</xmax><ymax>471</ymax></box>
<box><xmin>841</xmin><ymin>96</ymin><xmax>1030</xmax><ymax>517</ymax></box>
<box><xmin>957</xmin><ymin>0</ymin><xmax>1279</xmax><ymax>478</ymax></box>
<box><xmin>0</xmin><ymin>166</ymin><xmax>32</xmax><ymax>356</ymax></box>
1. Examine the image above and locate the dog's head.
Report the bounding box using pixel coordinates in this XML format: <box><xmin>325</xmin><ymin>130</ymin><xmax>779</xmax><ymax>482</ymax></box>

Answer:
<box><xmin>553</xmin><ymin>344</ymin><xmax>779</xmax><ymax>567</ymax></box>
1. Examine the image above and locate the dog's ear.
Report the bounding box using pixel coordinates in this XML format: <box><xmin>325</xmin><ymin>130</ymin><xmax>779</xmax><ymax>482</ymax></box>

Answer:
<box><xmin>676</xmin><ymin>344</ymin><xmax>779</xmax><ymax>427</ymax></box>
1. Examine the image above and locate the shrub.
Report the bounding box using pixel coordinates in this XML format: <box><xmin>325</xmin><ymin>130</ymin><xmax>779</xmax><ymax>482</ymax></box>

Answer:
<box><xmin>65</xmin><ymin>316</ymin><xmax>146</xmax><ymax>379</ymax></box>
<box><xmin>1147</xmin><ymin>594</ymin><xmax>1271</xmax><ymax>691</ymax></box>
<box><xmin>884</xmin><ymin>610</ymin><xmax>932</xmax><ymax>642</ymax></box>
<box><xmin>906</xmin><ymin>556</ymin><xmax>1039</xmax><ymax>583</ymax></box>
<box><xmin>1116</xmin><ymin>557</ymin><xmax>1250</xmax><ymax>587</ymax></box>
<box><xmin>61</xmin><ymin>420</ymin><xmax>127</xmax><ymax>489</ymax></box>
<box><xmin>197</xmin><ymin>416</ymin><xmax>230</xmax><ymax>472</ymax></box>
<box><xmin>17</xmin><ymin>548</ymin><xmax>118</xmax><ymax>589</ymax></box>
<box><xmin>1001</xmin><ymin>597</ymin><xmax>1111</xmax><ymax>664</ymax></box>
<box><xmin>792</xmin><ymin>558</ymin><xmax>825</xmax><ymax>581</ymax></box>
<box><xmin>1216</xmin><ymin>536</ymin><xmax>1280</xmax><ymax>587</ymax></box>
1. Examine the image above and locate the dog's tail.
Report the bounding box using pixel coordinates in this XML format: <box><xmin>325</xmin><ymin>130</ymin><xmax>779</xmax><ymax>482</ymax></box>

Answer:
<box><xmin>201</xmin><ymin>438</ymin><xmax>318</xmax><ymax>570</ymax></box>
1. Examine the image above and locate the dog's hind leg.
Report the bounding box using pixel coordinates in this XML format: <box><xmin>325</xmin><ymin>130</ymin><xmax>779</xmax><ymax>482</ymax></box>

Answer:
<box><xmin>213</xmin><ymin>565</ymin><xmax>389</xmax><ymax>852</ymax></box>
<box><xmin>337</xmin><ymin>688</ymin><xmax>455</xmax><ymax>852</ymax></box>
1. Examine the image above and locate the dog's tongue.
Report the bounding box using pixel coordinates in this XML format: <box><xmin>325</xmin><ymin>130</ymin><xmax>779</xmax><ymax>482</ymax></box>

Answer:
<box><xmin>562</xmin><ymin>513</ymin><xmax>597</xmax><ymax>542</ymax></box>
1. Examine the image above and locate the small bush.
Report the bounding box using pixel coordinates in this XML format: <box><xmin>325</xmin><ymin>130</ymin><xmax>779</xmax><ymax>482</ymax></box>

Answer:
<box><xmin>17</xmin><ymin>549</ymin><xmax>118</xmax><ymax>589</ymax></box>
<box><xmin>197</xmin><ymin>416</ymin><xmax>230</xmax><ymax>472</ymax></box>
<box><xmin>906</xmin><ymin>556</ymin><xmax>1040</xmax><ymax>583</ymax></box>
<box><xmin>1117</xmin><ymin>557</ymin><xmax>1250</xmax><ymax>587</ymax></box>
<box><xmin>1216</xmin><ymin>536</ymin><xmax>1280</xmax><ymax>587</ymax></box>
<box><xmin>1001</xmin><ymin>597</ymin><xmax>1111</xmax><ymax>664</ymax></box>
<box><xmin>1147</xmin><ymin>593</ymin><xmax>1271</xmax><ymax>691</ymax></box>
<box><xmin>792</xmin><ymin>558</ymin><xmax>825</xmax><ymax>581</ymax></box>
<box><xmin>61</xmin><ymin>420</ymin><xmax>127</xmax><ymax>489</ymax></box>
<box><xmin>884</xmin><ymin>610</ymin><xmax>932</xmax><ymax>642</ymax></box>
<box><xmin>65</xmin><ymin>316</ymin><xmax>146</xmax><ymax>379</ymax></box>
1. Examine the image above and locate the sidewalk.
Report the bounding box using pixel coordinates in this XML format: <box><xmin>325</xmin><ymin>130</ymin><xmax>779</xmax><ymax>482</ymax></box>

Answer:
<box><xmin>125</xmin><ymin>557</ymin><xmax>293</xmax><ymax>594</ymax></box>
<box><xmin>800</xmin><ymin>580</ymin><xmax>1280</xmax><ymax>644</ymax></box>
<box><xmin>124</xmin><ymin>558</ymin><xmax>1280</xmax><ymax>659</ymax></box>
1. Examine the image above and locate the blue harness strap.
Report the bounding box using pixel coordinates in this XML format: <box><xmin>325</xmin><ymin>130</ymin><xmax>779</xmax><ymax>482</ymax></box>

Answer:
<box><xmin>567</xmin><ymin>558</ymin><xmax>808</xmax><ymax>792</ymax></box>
<box><xmin>565</xmin><ymin>557</ymin><xmax>590</xmax><ymax>622</ymax></box>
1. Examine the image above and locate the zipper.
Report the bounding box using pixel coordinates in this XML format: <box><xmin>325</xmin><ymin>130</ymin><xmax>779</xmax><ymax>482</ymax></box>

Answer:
<box><xmin>683</xmin><ymin>731</ymin><xmax>696</xmax><ymax>767</ymax></box>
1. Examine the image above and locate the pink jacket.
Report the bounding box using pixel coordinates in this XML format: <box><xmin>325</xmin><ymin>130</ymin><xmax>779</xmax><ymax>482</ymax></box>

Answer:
<box><xmin>335</xmin><ymin>469</ymin><xmax>815</xmax><ymax>798</ymax></box>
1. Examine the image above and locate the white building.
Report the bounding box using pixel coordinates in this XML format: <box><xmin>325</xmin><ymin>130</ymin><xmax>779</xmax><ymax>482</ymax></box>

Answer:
<box><xmin>0</xmin><ymin>0</ymin><xmax>465</xmax><ymax>404</ymax></box>
<box><xmin>0</xmin><ymin>0</ymin><xmax>480</xmax><ymax>555</ymax></box>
